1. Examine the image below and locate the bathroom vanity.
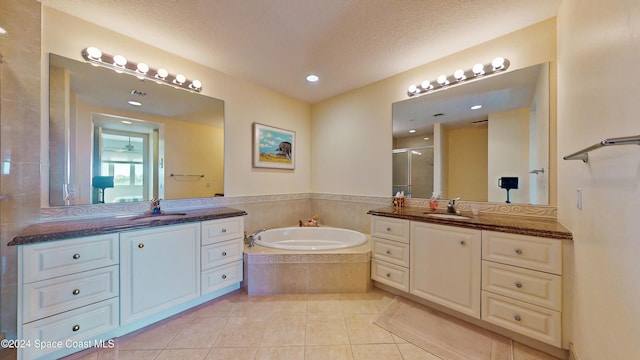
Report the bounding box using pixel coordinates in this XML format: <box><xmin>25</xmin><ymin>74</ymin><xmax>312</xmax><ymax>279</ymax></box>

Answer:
<box><xmin>9</xmin><ymin>207</ymin><xmax>246</xmax><ymax>360</ymax></box>
<box><xmin>368</xmin><ymin>206</ymin><xmax>572</xmax><ymax>351</ymax></box>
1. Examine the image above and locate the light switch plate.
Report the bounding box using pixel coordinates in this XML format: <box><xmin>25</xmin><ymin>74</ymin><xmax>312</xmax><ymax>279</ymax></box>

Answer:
<box><xmin>577</xmin><ymin>188</ymin><xmax>582</xmax><ymax>210</ymax></box>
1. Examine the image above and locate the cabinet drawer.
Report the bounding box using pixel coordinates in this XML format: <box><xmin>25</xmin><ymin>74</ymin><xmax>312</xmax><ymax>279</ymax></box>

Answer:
<box><xmin>202</xmin><ymin>239</ymin><xmax>244</xmax><ymax>270</ymax></box>
<box><xmin>371</xmin><ymin>259</ymin><xmax>409</xmax><ymax>292</ymax></box>
<box><xmin>482</xmin><ymin>231</ymin><xmax>562</xmax><ymax>275</ymax></box>
<box><xmin>22</xmin><ymin>297</ymin><xmax>119</xmax><ymax>360</ymax></box>
<box><xmin>23</xmin><ymin>234</ymin><xmax>119</xmax><ymax>283</ymax></box>
<box><xmin>482</xmin><ymin>261</ymin><xmax>561</xmax><ymax>311</ymax></box>
<box><xmin>202</xmin><ymin>261</ymin><xmax>243</xmax><ymax>295</ymax></box>
<box><xmin>482</xmin><ymin>291</ymin><xmax>561</xmax><ymax>347</ymax></box>
<box><xmin>202</xmin><ymin>217</ymin><xmax>244</xmax><ymax>246</ymax></box>
<box><xmin>371</xmin><ymin>236</ymin><xmax>410</xmax><ymax>267</ymax></box>
<box><xmin>370</xmin><ymin>216</ymin><xmax>410</xmax><ymax>243</ymax></box>
<box><xmin>23</xmin><ymin>265</ymin><xmax>119</xmax><ymax>323</ymax></box>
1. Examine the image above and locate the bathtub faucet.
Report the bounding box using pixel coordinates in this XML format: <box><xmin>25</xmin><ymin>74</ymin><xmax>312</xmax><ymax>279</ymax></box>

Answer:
<box><xmin>245</xmin><ymin>228</ymin><xmax>266</xmax><ymax>247</ymax></box>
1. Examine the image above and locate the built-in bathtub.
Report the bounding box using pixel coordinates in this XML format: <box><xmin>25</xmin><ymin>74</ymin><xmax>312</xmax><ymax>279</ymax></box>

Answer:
<box><xmin>255</xmin><ymin>226</ymin><xmax>367</xmax><ymax>250</ymax></box>
<box><xmin>242</xmin><ymin>226</ymin><xmax>371</xmax><ymax>295</ymax></box>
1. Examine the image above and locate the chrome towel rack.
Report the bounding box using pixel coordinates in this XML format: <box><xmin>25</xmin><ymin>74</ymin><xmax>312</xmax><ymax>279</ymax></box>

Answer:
<box><xmin>170</xmin><ymin>173</ymin><xmax>204</xmax><ymax>178</ymax></box>
<box><xmin>563</xmin><ymin>135</ymin><xmax>640</xmax><ymax>163</ymax></box>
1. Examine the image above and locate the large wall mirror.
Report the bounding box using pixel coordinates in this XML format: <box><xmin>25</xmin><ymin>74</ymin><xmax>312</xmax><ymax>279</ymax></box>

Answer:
<box><xmin>392</xmin><ymin>63</ymin><xmax>549</xmax><ymax>205</ymax></box>
<box><xmin>48</xmin><ymin>54</ymin><xmax>224</xmax><ymax>206</ymax></box>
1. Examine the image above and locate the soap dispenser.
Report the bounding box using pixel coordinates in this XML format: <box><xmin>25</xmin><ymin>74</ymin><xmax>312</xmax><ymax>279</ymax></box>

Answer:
<box><xmin>429</xmin><ymin>192</ymin><xmax>439</xmax><ymax>211</ymax></box>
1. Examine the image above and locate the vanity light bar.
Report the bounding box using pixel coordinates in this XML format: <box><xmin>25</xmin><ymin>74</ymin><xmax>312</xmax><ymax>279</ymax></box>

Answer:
<box><xmin>81</xmin><ymin>47</ymin><xmax>203</xmax><ymax>93</ymax></box>
<box><xmin>407</xmin><ymin>57</ymin><xmax>510</xmax><ymax>97</ymax></box>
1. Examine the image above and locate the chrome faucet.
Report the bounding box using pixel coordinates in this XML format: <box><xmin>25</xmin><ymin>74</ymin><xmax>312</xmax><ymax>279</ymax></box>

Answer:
<box><xmin>245</xmin><ymin>228</ymin><xmax>266</xmax><ymax>247</ymax></box>
<box><xmin>447</xmin><ymin>197</ymin><xmax>461</xmax><ymax>214</ymax></box>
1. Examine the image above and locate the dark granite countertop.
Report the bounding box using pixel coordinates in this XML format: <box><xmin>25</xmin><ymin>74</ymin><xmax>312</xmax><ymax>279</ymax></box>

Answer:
<box><xmin>368</xmin><ymin>206</ymin><xmax>572</xmax><ymax>240</ymax></box>
<box><xmin>9</xmin><ymin>207</ymin><xmax>247</xmax><ymax>246</ymax></box>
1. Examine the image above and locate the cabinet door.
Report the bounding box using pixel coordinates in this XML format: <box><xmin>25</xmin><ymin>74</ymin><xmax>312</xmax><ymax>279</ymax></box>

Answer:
<box><xmin>410</xmin><ymin>222</ymin><xmax>481</xmax><ymax>318</ymax></box>
<box><xmin>120</xmin><ymin>223</ymin><xmax>200</xmax><ymax>326</ymax></box>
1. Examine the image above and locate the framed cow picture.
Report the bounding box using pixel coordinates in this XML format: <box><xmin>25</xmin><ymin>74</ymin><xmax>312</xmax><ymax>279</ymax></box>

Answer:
<box><xmin>252</xmin><ymin>123</ymin><xmax>296</xmax><ymax>169</ymax></box>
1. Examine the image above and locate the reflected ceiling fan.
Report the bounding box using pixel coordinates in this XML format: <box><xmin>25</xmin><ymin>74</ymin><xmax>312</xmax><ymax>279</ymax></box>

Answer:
<box><xmin>104</xmin><ymin>137</ymin><xmax>136</xmax><ymax>153</ymax></box>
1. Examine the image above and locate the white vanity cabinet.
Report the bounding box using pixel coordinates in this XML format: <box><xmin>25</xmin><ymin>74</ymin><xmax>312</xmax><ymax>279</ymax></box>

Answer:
<box><xmin>369</xmin><ymin>213</ymin><xmax>569</xmax><ymax>349</ymax></box>
<box><xmin>410</xmin><ymin>222</ymin><xmax>481</xmax><ymax>318</ymax></box>
<box><xmin>18</xmin><ymin>234</ymin><xmax>120</xmax><ymax>360</ymax></box>
<box><xmin>201</xmin><ymin>217</ymin><xmax>244</xmax><ymax>295</ymax></box>
<box><xmin>370</xmin><ymin>216</ymin><xmax>411</xmax><ymax>291</ymax></box>
<box><xmin>120</xmin><ymin>223</ymin><xmax>201</xmax><ymax>326</ymax></box>
<box><xmin>481</xmin><ymin>231</ymin><xmax>563</xmax><ymax>347</ymax></box>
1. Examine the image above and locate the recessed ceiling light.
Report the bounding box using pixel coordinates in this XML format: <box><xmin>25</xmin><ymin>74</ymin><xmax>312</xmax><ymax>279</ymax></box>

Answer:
<box><xmin>471</xmin><ymin>105</ymin><xmax>483</xmax><ymax>110</ymax></box>
<box><xmin>121</xmin><ymin>120</ymin><xmax>133</xmax><ymax>125</ymax></box>
<box><xmin>306</xmin><ymin>74</ymin><xmax>319</xmax><ymax>83</ymax></box>
<box><xmin>409</xmin><ymin>129</ymin><xmax>416</xmax><ymax>134</ymax></box>
<box><xmin>0</xmin><ymin>27</ymin><xmax>8</xmax><ymax>36</ymax></box>
<box><xmin>424</xmin><ymin>137</ymin><xmax>430</xmax><ymax>140</ymax></box>
<box><xmin>127</xmin><ymin>100</ymin><xmax>142</xmax><ymax>106</ymax></box>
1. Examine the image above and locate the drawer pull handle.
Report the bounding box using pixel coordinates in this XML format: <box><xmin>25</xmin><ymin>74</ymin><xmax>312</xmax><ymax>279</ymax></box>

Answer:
<box><xmin>222</xmin><ymin>228</ymin><xmax>227</xmax><ymax>233</ymax></box>
<box><xmin>72</xmin><ymin>253</ymin><xmax>81</xmax><ymax>260</ymax></box>
<box><xmin>222</xmin><ymin>251</ymin><xmax>227</xmax><ymax>256</ymax></box>
<box><xmin>386</xmin><ymin>250</ymin><xmax>391</xmax><ymax>255</ymax></box>
<box><xmin>514</xmin><ymin>248</ymin><xmax>523</xmax><ymax>255</ymax></box>
<box><xmin>221</xmin><ymin>274</ymin><xmax>227</xmax><ymax>280</ymax></box>
<box><xmin>72</xmin><ymin>289</ymin><xmax>80</xmax><ymax>295</ymax></box>
<box><xmin>460</xmin><ymin>240</ymin><xmax>466</xmax><ymax>246</ymax></box>
<box><xmin>72</xmin><ymin>325</ymin><xmax>80</xmax><ymax>332</ymax></box>
<box><xmin>138</xmin><ymin>243</ymin><xmax>145</xmax><ymax>249</ymax></box>
<box><xmin>386</xmin><ymin>273</ymin><xmax>391</xmax><ymax>278</ymax></box>
<box><xmin>515</xmin><ymin>281</ymin><xmax>523</xmax><ymax>288</ymax></box>
<box><xmin>514</xmin><ymin>314</ymin><xmax>522</xmax><ymax>322</ymax></box>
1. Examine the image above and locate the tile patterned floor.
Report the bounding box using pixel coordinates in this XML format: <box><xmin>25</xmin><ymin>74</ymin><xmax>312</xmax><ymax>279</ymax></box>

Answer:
<box><xmin>1</xmin><ymin>289</ymin><xmax>561</xmax><ymax>360</ymax></box>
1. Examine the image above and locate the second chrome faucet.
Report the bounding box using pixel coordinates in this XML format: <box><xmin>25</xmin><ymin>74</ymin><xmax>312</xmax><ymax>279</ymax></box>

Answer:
<box><xmin>447</xmin><ymin>197</ymin><xmax>461</xmax><ymax>214</ymax></box>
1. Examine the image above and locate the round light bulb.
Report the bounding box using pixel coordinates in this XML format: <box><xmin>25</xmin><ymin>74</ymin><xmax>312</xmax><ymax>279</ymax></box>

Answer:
<box><xmin>420</xmin><ymin>80</ymin><xmax>432</xmax><ymax>90</ymax></box>
<box><xmin>454</xmin><ymin>69</ymin><xmax>466</xmax><ymax>81</ymax></box>
<box><xmin>408</xmin><ymin>84</ymin><xmax>418</xmax><ymax>94</ymax></box>
<box><xmin>492</xmin><ymin>57</ymin><xmax>505</xmax><ymax>70</ymax></box>
<box><xmin>472</xmin><ymin>63</ymin><xmax>485</xmax><ymax>76</ymax></box>
<box><xmin>136</xmin><ymin>63</ymin><xmax>149</xmax><ymax>74</ymax></box>
<box><xmin>86</xmin><ymin>47</ymin><xmax>102</xmax><ymax>60</ymax></box>
<box><xmin>113</xmin><ymin>55</ymin><xmax>127</xmax><ymax>67</ymax></box>
<box><xmin>156</xmin><ymin>68</ymin><xmax>168</xmax><ymax>79</ymax></box>
<box><xmin>175</xmin><ymin>74</ymin><xmax>186</xmax><ymax>84</ymax></box>
<box><xmin>437</xmin><ymin>75</ymin><xmax>448</xmax><ymax>85</ymax></box>
<box><xmin>190</xmin><ymin>80</ymin><xmax>202</xmax><ymax>90</ymax></box>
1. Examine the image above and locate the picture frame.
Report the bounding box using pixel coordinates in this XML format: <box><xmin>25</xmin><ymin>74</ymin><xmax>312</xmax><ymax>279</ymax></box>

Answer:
<box><xmin>252</xmin><ymin>122</ymin><xmax>296</xmax><ymax>169</ymax></box>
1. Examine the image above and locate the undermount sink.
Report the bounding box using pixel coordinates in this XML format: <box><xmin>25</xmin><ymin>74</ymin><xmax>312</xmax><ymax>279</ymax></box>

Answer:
<box><xmin>129</xmin><ymin>212</ymin><xmax>188</xmax><ymax>222</ymax></box>
<box><xmin>424</xmin><ymin>213</ymin><xmax>472</xmax><ymax>220</ymax></box>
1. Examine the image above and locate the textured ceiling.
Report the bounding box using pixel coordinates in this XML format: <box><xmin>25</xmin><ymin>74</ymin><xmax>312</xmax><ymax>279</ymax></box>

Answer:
<box><xmin>41</xmin><ymin>0</ymin><xmax>560</xmax><ymax>103</ymax></box>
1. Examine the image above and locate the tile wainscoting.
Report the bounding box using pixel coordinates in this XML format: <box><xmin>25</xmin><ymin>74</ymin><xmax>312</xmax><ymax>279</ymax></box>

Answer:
<box><xmin>39</xmin><ymin>193</ymin><xmax>557</xmax><ymax>233</ymax></box>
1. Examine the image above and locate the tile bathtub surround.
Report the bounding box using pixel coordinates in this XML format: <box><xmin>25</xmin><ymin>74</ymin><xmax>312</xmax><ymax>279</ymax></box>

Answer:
<box><xmin>29</xmin><ymin>288</ymin><xmax>564</xmax><ymax>360</ymax></box>
<box><xmin>242</xmin><ymin>251</ymin><xmax>372</xmax><ymax>295</ymax></box>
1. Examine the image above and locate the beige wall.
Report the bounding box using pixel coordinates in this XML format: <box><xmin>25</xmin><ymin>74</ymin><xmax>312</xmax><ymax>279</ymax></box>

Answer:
<box><xmin>311</xmin><ymin>18</ymin><xmax>557</xmax><ymax>203</ymax></box>
<box><xmin>557</xmin><ymin>0</ymin><xmax>640</xmax><ymax>358</ymax></box>
<box><xmin>487</xmin><ymin>107</ymin><xmax>530</xmax><ymax>204</ymax></box>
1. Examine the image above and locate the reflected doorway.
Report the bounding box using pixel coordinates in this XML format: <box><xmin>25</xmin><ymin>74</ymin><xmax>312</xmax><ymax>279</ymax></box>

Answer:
<box><xmin>94</xmin><ymin>129</ymin><xmax>149</xmax><ymax>204</ymax></box>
